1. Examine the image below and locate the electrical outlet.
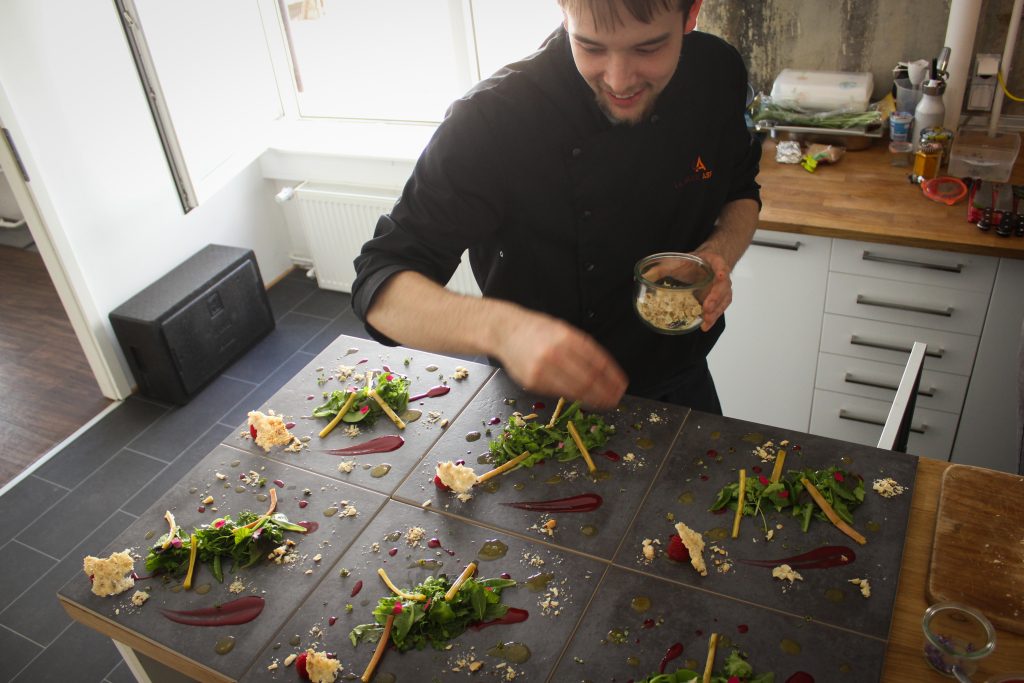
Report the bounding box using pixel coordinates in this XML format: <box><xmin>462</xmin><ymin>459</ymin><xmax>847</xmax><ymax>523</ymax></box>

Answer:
<box><xmin>967</xmin><ymin>53</ymin><xmax>1000</xmax><ymax>111</ymax></box>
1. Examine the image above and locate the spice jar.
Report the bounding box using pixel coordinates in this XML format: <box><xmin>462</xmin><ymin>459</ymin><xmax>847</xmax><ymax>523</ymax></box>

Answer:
<box><xmin>889</xmin><ymin>141</ymin><xmax>913</xmax><ymax>167</ymax></box>
<box><xmin>912</xmin><ymin>142</ymin><xmax>943</xmax><ymax>179</ymax></box>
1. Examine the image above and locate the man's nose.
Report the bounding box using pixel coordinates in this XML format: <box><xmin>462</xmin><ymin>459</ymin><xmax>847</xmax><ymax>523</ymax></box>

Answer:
<box><xmin>604</xmin><ymin>53</ymin><xmax>634</xmax><ymax>94</ymax></box>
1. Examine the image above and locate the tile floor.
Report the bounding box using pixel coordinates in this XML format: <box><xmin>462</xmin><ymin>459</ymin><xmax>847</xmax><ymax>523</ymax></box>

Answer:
<box><xmin>0</xmin><ymin>269</ymin><xmax>407</xmax><ymax>682</ymax></box>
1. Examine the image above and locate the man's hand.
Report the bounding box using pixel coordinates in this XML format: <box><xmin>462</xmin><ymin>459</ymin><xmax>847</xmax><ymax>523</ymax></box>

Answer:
<box><xmin>693</xmin><ymin>250</ymin><xmax>733</xmax><ymax>332</ymax></box>
<box><xmin>492</xmin><ymin>308</ymin><xmax>628</xmax><ymax>411</ymax></box>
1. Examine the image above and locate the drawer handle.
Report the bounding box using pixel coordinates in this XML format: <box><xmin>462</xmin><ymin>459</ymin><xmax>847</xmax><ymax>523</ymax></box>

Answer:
<box><xmin>752</xmin><ymin>238</ymin><xmax>801</xmax><ymax>251</ymax></box>
<box><xmin>849</xmin><ymin>335</ymin><xmax>945</xmax><ymax>358</ymax></box>
<box><xmin>861</xmin><ymin>251</ymin><xmax>963</xmax><ymax>273</ymax></box>
<box><xmin>855</xmin><ymin>294</ymin><xmax>953</xmax><ymax>318</ymax></box>
<box><xmin>838</xmin><ymin>409</ymin><xmax>927</xmax><ymax>434</ymax></box>
<box><xmin>843</xmin><ymin>372</ymin><xmax>936</xmax><ymax>397</ymax></box>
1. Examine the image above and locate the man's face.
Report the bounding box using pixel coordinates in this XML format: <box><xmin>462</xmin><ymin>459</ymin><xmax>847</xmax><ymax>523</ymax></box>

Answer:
<box><xmin>564</xmin><ymin>2</ymin><xmax>698</xmax><ymax>124</ymax></box>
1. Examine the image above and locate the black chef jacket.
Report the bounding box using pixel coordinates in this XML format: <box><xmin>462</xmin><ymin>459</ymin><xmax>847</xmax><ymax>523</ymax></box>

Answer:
<box><xmin>352</xmin><ymin>26</ymin><xmax>761</xmax><ymax>397</ymax></box>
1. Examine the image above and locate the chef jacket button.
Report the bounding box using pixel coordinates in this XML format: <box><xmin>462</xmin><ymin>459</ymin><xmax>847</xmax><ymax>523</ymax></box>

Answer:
<box><xmin>586</xmin><ymin>309</ymin><xmax>596</xmax><ymax>319</ymax></box>
<box><xmin>581</xmin><ymin>210</ymin><xmax>592</xmax><ymax>221</ymax></box>
<box><xmin>585</xmin><ymin>262</ymin><xmax>595</xmax><ymax>272</ymax></box>
<box><xmin>571</xmin><ymin>147</ymin><xmax>583</xmax><ymax>158</ymax></box>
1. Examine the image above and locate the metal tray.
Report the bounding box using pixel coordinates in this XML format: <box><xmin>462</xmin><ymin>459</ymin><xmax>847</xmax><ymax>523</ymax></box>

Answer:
<box><xmin>755</xmin><ymin>120</ymin><xmax>884</xmax><ymax>150</ymax></box>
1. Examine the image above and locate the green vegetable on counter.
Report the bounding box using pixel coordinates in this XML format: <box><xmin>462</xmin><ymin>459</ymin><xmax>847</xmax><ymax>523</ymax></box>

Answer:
<box><xmin>711</xmin><ymin>465</ymin><xmax>864</xmax><ymax>534</ymax></box>
<box><xmin>488</xmin><ymin>400</ymin><xmax>614</xmax><ymax>467</ymax></box>
<box><xmin>349</xmin><ymin>574</ymin><xmax>517</xmax><ymax>652</ymax></box>
<box><xmin>637</xmin><ymin>649</ymin><xmax>775</xmax><ymax>683</ymax></box>
<box><xmin>144</xmin><ymin>511</ymin><xmax>307</xmax><ymax>581</ymax></box>
<box><xmin>313</xmin><ymin>371</ymin><xmax>410</xmax><ymax>426</ymax></box>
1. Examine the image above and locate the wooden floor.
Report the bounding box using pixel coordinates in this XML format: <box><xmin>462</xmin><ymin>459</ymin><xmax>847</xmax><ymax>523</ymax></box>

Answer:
<box><xmin>0</xmin><ymin>245</ymin><xmax>110</xmax><ymax>486</ymax></box>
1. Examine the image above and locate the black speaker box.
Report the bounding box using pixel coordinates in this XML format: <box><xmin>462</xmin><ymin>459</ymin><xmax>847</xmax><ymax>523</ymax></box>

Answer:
<box><xmin>109</xmin><ymin>244</ymin><xmax>275</xmax><ymax>405</ymax></box>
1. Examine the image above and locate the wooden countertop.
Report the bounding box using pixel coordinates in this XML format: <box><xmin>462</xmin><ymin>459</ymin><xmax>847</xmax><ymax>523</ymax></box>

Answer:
<box><xmin>882</xmin><ymin>458</ymin><xmax>1024</xmax><ymax>680</ymax></box>
<box><xmin>756</xmin><ymin>139</ymin><xmax>1024</xmax><ymax>259</ymax></box>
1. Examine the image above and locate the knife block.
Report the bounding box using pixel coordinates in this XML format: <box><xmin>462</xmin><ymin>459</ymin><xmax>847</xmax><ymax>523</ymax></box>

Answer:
<box><xmin>109</xmin><ymin>244</ymin><xmax>274</xmax><ymax>405</ymax></box>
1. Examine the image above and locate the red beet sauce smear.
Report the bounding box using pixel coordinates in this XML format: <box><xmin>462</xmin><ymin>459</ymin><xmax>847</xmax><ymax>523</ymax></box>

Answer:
<box><xmin>503</xmin><ymin>493</ymin><xmax>603</xmax><ymax>513</ymax></box>
<box><xmin>350</xmin><ymin>580</ymin><xmax>363</xmax><ymax>597</ymax></box>
<box><xmin>471</xmin><ymin>607</ymin><xmax>528</xmax><ymax>630</ymax></box>
<box><xmin>785</xmin><ymin>673</ymin><xmax>814</xmax><ymax>683</ymax></box>
<box><xmin>603</xmin><ymin>450</ymin><xmax>621</xmax><ymax>461</ymax></box>
<box><xmin>324</xmin><ymin>435</ymin><xmax>404</xmax><ymax>455</ymax></box>
<box><xmin>737</xmin><ymin>545</ymin><xmax>856</xmax><ymax>570</ymax></box>
<box><xmin>409</xmin><ymin>386</ymin><xmax>451</xmax><ymax>402</ymax></box>
<box><xmin>427</xmin><ymin>538</ymin><xmax>455</xmax><ymax>556</ymax></box>
<box><xmin>297</xmin><ymin>521</ymin><xmax>318</xmax><ymax>534</ymax></box>
<box><xmin>160</xmin><ymin>596</ymin><xmax>264</xmax><ymax>626</ymax></box>
<box><xmin>659</xmin><ymin>642</ymin><xmax>683</xmax><ymax>673</ymax></box>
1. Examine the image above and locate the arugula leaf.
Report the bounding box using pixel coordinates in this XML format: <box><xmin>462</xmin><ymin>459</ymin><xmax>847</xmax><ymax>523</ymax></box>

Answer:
<box><xmin>350</xmin><ymin>574</ymin><xmax>516</xmax><ymax>652</ymax></box>
<box><xmin>636</xmin><ymin>650</ymin><xmax>774</xmax><ymax>683</ymax></box>
<box><xmin>313</xmin><ymin>373</ymin><xmax>411</xmax><ymax>427</ymax></box>
<box><xmin>487</xmin><ymin>401</ymin><xmax>614</xmax><ymax>468</ymax></box>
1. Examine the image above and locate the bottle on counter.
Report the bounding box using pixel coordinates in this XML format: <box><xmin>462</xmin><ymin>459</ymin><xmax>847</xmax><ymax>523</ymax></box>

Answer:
<box><xmin>912</xmin><ymin>78</ymin><xmax>946</xmax><ymax>151</ymax></box>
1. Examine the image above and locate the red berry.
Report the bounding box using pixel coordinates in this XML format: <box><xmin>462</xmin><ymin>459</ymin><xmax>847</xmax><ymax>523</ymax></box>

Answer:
<box><xmin>392</xmin><ymin>602</ymin><xmax>404</xmax><ymax>614</ymax></box>
<box><xmin>834</xmin><ymin>472</ymin><xmax>845</xmax><ymax>482</ymax></box>
<box><xmin>667</xmin><ymin>534</ymin><xmax>690</xmax><ymax>563</ymax></box>
<box><xmin>294</xmin><ymin>652</ymin><xmax>309</xmax><ymax>680</ymax></box>
<box><xmin>433</xmin><ymin>475</ymin><xmax>450</xmax><ymax>491</ymax></box>
<box><xmin>249</xmin><ymin>424</ymin><xmax>257</xmax><ymax>440</ymax></box>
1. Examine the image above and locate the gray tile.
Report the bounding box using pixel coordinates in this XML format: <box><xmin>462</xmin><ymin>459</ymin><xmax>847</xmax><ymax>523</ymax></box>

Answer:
<box><xmin>13</xmin><ymin>620</ymin><xmax>122</xmax><ymax>683</ymax></box>
<box><xmin>267</xmin><ymin>278</ymin><xmax>316</xmax><ymax>320</ymax></box>
<box><xmin>221</xmin><ymin>351</ymin><xmax>316</xmax><ymax>429</ymax></box>
<box><xmin>57</xmin><ymin>447</ymin><xmax>387</xmax><ymax>683</ymax></box>
<box><xmin>121</xmin><ymin>423</ymin><xmax>236</xmax><ymax>517</ymax></box>
<box><xmin>31</xmin><ymin>398</ymin><xmax>168</xmax><ymax>489</ymax></box>
<box><xmin>107</xmin><ymin>651</ymin><xmax>197</xmax><ymax>683</ymax></box>
<box><xmin>242</xmin><ymin>500</ymin><xmax>605</xmax><ymax>682</ymax></box>
<box><xmin>395</xmin><ymin>371</ymin><xmax>684</xmax><ymax>561</ymax></box>
<box><xmin>0</xmin><ymin>475</ymin><xmax>69</xmax><ymax>543</ymax></box>
<box><xmin>17</xmin><ymin>450</ymin><xmax>165</xmax><ymax>559</ymax></box>
<box><xmin>292</xmin><ymin>288</ymin><xmax>350</xmax><ymax>320</ymax></box>
<box><xmin>552</xmin><ymin>565</ymin><xmax>888</xmax><ymax>682</ymax></box>
<box><xmin>0</xmin><ymin>626</ymin><xmax>42</xmax><ymax>681</ymax></box>
<box><xmin>0</xmin><ymin>541</ymin><xmax>56</xmax><ymax>612</ymax></box>
<box><xmin>0</xmin><ymin>511</ymin><xmax>135</xmax><ymax>646</ymax></box>
<box><xmin>126</xmin><ymin>375</ymin><xmax>255</xmax><ymax>462</ymax></box>
<box><xmin>222</xmin><ymin>312</ymin><xmax>329</xmax><ymax>384</ymax></box>
<box><xmin>301</xmin><ymin>308</ymin><xmax>371</xmax><ymax>355</ymax></box>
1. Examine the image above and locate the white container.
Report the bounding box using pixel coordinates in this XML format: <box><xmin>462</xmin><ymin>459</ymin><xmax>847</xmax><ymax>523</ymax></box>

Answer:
<box><xmin>947</xmin><ymin>127</ymin><xmax>1021</xmax><ymax>182</ymax></box>
<box><xmin>912</xmin><ymin>80</ymin><xmax>946</xmax><ymax>150</ymax></box>
<box><xmin>770</xmin><ymin>69</ymin><xmax>873</xmax><ymax>112</ymax></box>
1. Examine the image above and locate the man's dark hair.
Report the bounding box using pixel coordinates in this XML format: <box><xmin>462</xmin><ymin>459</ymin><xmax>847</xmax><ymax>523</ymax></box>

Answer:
<box><xmin>556</xmin><ymin>0</ymin><xmax>695</xmax><ymax>31</ymax></box>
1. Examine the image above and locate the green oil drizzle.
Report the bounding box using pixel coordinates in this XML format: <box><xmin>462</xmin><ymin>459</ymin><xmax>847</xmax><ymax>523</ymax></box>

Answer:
<box><xmin>741</xmin><ymin>432</ymin><xmax>764</xmax><ymax>444</ymax></box>
<box><xmin>478</xmin><ymin>539</ymin><xmax>508</xmax><ymax>561</ymax></box>
<box><xmin>636</xmin><ymin>437</ymin><xmax>654</xmax><ymax>449</ymax></box>
<box><xmin>465</xmin><ymin>431</ymin><xmax>481</xmax><ymax>442</ymax></box>
<box><xmin>825</xmin><ymin>588</ymin><xmax>845</xmax><ymax>603</ymax></box>
<box><xmin>677</xmin><ymin>491</ymin><xmax>695</xmax><ymax>504</ymax></box>
<box><xmin>780</xmin><ymin>638</ymin><xmax>802</xmax><ymax>655</ymax></box>
<box><xmin>214</xmin><ymin>636</ymin><xmax>235</xmax><ymax>655</ymax></box>
<box><xmin>486</xmin><ymin>641</ymin><xmax>531</xmax><ymax>664</ymax></box>
<box><xmin>704</xmin><ymin>527</ymin><xmax>729</xmax><ymax>541</ymax></box>
<box><xmin>525</xmin><ymin>572</ymin><xmax>554</xmax><ymax>591</ymax></box>
<box><xmin>630</xmin><ymin>596</ymin><xmax>652</xmax><ymax>613</ymax></box>
<box><xmin>580</xmin><ymin>524</ymin><xmax>598</xmax><ymax>536</ymax></box>
<box><xmin>370</xmin><ymin>464</ymin><xmax>392</xmax><ymax>478</ymax></box>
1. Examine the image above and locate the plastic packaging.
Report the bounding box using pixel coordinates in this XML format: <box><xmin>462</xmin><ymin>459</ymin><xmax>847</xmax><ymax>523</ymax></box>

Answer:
<box><xmin>890</xmin><ymin>112</ymin><xmax>914</xmax><ymax>142</ymax></box>
<box><xmin>775</xmin><ymin>141</ymin><xmax>803</xmax><ymax>164</ymax></box>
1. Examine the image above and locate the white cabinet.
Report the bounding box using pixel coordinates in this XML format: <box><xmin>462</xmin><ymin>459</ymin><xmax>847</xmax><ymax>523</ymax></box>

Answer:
<box><xmin>952</xmin><ymin>258</ymin><xmax>1024</xmax><ymax>473</ymax></box>
<box><xmin>708</xmin><ymin>230</ymin><xmax>831</xmax><ymax>432</ymax></box>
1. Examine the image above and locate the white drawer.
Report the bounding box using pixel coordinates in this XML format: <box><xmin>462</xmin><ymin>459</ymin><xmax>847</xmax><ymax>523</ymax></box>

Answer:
<box><xmin>810</xmin><ymin>390</ymin><xmax>958</xmax><ymax>458</ymax></box>
<box><xmin>826</xmin><ymin>272</ymin><xmax>989</xmax><ymax>336</ymax></box>
<box><xmin>820</xmin><ymin>314</ymin><xmax>979</xmax><ymax>376</ymax></box>
<box><xmin>815</xmin><ymin>352</ymin><xmax>969</xmax><ymax>414</ymax></box>
<box><xmin>831</xmin><ymin>239</ymin><xmax>997</xmax><ymax>293</ymax></box>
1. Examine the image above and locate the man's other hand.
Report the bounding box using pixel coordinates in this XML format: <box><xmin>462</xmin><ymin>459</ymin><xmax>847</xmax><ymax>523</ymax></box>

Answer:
<box><xmin>694</xmin><ymin>250</ymin><xmax>733</xmax><ymax>332</ymax></box>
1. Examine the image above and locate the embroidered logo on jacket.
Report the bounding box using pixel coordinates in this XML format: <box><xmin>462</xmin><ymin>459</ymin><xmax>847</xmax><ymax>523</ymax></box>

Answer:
<box><xmin>674</xmin><ymin>155</ymin><xmax>713</xmax><ymax>190</ymax></box>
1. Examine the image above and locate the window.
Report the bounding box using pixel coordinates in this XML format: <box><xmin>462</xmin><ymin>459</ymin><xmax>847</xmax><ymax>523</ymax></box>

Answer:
<box><xmin>280</xmin><ymin>0</ymin><xmax>564</xmax><ymax>122</ymax></box>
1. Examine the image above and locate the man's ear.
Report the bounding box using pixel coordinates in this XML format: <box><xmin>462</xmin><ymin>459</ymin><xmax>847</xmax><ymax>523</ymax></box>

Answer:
<box><xmin>684</xmin><ymin>0</ymin><xmax>703</xmax><ymax>33</ymax></box>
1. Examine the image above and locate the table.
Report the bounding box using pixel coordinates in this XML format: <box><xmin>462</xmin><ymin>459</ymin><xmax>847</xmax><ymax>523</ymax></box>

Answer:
<box><xmin>59</xmin><ymin>336</ymin><xmax>1024</xmax><ymax>681</ymax></box>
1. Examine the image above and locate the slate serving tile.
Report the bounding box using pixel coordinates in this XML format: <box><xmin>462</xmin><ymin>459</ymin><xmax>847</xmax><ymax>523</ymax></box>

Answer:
<box><xmin>57</xmin><ymin>444</ymin><xmax>387</xmax><ymax>682</ymax></box>
<box><xmin>394</xmin><ymin>371</ymin><xmax>686</xmax><ymax>561</ymax></box>
<box><xmin>223</xmin><ymin>334</ymin><xmax>495</xmax><ymax>495</ymax></box>
<box><xmin>614</xmin><ymin>411</ymin><xmax>918</xmax><ymax>640</ymax></box>
<box><xmin>242</xmin><ymin>500</ymin><xmax>606</xmax><ymax>683</ymax></box>
<box><xmin>552</xmin><ymin>565</ymin><xmax>887</xmax><ymax>683</ymax></box>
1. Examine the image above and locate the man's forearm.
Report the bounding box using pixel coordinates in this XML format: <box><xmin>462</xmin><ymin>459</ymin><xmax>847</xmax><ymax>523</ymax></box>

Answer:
<box><xmin>696</xmin><ymin>198</ymin><xmax>760</xmax><ymax>268</ymax></box>
<box><xmin>365</xmin><ymin>271</ymin><xmax>514</xmax><ymax>357</ymax></box>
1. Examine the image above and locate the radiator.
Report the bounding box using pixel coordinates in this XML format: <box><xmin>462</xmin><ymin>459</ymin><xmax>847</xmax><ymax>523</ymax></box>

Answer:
<box><xmin>291</xmin><ymin>182</ymin><xmax>481</xmax><ymax>297</ymax></box>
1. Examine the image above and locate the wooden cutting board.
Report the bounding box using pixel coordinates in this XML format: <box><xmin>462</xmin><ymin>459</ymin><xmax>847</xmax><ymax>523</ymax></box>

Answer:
<box><xmin>928</xmin><ymin>464</ymin><xmax>1024</xmax><ymax>635</ymax></box>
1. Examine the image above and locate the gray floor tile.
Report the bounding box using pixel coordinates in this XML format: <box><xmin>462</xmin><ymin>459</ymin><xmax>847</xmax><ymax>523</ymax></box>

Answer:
<box><xmin>0</xmin><ymin>626</ymin><xmax>42</xmax><ymax>682</ymax></box>
<box><xmin>302</xmin><ymin>306</ymin><xmax>371</xmax><ymax>354</ymax></box>
<box><xmin>0</xmin><ymin>541</ymin><xmax>56</xmax><ymax>613</ymax></box>
<box><xmin>125</xmin><ymin>375</ymin><xmax>255</xmax><ymax>462</ymax></box>
<box><xmin>221</xmin><ymin>312</ymin><xmax>329</xmax><ymax>384</ymax></box>
<box><xmin>221</xmin><ymin>351</ymin><xmax>316</xmax><ymax>428</ymax></box>
<box><xmin>0</xmin><ymin>511</ymin><xmax>135</xmax><ymax>646</ymax></box>
<box><xmin>0</xmin><ymin>475</ymin><xmax>69</xmax><ymax>543</ymax></box>
<box><xmin>121</xmin><ymin>422</ymin><xmax>235</xmax><ymax>517</ymax></box>
<box><xmin>13</xmin><ymin>620</ymin><xmax>121</xmax><ymax>683</ymax></box>
<box><xmin>104</xmin><ymin>660</ymin><xmax>134</xmax><ymax>683</ymax></box>
<box><xmin>292</xmin><ymin>288</ymin><xmax>350</xmax><ymax>319</ymax></box>
<box><xmin>31</xmin><ymin>398</ymin><xmax>168</xmax><ymax>489</ymax></box>
<box><xmin>17</xmin><ymin>450</ymin><xmax>165</xmax><ymax>559</ymax></box>
<box><xmin>266</xmin><ymin>278</ymin><xmax>315</xmax><ymax>320</ymax></box>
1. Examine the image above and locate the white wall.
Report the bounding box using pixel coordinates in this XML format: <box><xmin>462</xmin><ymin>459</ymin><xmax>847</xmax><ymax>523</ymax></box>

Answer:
<box><xmin>0</xmin><ymin>0</ymin><xmax>291</xmax><ymax>398</ymax></box>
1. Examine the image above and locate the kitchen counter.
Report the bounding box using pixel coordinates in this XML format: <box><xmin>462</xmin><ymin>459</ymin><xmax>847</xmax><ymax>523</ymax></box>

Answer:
<box><xmin>756</xmin><ymin>138</ymin><xmax>1024</xmax><ymax>259</ymax></box>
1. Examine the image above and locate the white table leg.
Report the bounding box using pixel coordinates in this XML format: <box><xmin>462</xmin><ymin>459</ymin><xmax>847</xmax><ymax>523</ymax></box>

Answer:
<box><xmin>113</xmin><ymin>640</ymin><xmax>154</xmax><ymax>683</ymax></box>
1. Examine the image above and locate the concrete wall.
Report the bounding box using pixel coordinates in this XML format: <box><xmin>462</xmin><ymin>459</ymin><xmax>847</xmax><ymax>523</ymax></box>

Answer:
<box><xmin>699</xmin><ymin>0</ymin><xmax>1023</xmax><ymax>117</ymax></box>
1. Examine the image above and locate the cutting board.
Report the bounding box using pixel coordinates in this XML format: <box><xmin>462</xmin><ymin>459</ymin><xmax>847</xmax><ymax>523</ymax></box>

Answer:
<box><xmin>928</xmin><ymin>464</ymin><xmax>1024</xmax><ymax>634</ymax></box>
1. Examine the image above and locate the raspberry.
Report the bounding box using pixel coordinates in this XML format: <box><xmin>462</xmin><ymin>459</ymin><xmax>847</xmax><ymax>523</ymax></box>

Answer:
<box><xmin>294</xmin><ymin>652</ymin><xmax>309</xmax><ymax>680</ymax></box>
<box><xmin>667</xmin><ymin>534</ymin><xmax>690</xmax><ymax>563</ymax></box>
<box><xmin>249</xmin><ymin>424</ymin><xmax>257</xmax><ymax>440</ymax></box>
<box><xmin>433</xmin><ymin>475</ymin><xmax>450</xmax><ymax>491</ymax></box>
